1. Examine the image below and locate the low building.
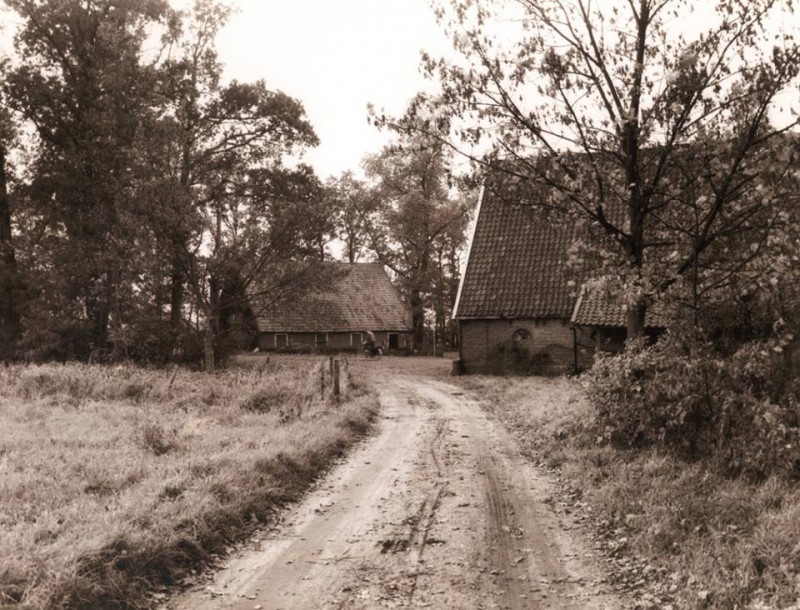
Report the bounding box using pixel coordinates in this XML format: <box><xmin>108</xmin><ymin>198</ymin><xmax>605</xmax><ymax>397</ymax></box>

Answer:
<box><xmin>452</xmin><ymin>183</ymin><xmax>586</xmax><ymax>374</ymax></box>
<box><xmin>254</xmin><ymin>262</ymin><xmax>412</xmax><ymax>353</ymax></box>
<box><xmin>453</xmin><ymin>179</ymin><xmax>665</xmax><ymax>374</ymax></box>
<box><xmin>571</xmin><ymin>286</ymin><xmax>666</xmax><ymax>354</ymax></box>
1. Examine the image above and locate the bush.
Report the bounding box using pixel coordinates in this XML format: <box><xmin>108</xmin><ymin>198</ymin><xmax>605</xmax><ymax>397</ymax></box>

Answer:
<box><xmin>239</xmin><ymin>387</ymin><xmax>292</xmax><ymax>413</ymax></box>
<box><xmin>139</xmin><ymin>424</ymin><xmax>181</xmax><ymax>456</ymax></box>
<box><xmin>488</xmin><ymin>340</ymin><xmax>553</xmax><ymax>375</ymax></box>
<box><xmin>239</xmin><ymin>386</ymin><xmax>305</xmax><ymax>422</ymax></box>
<box><xmin>587</xmin><ymin>334</ymin><xmax>800</xmax><ymax>480</ymax></box>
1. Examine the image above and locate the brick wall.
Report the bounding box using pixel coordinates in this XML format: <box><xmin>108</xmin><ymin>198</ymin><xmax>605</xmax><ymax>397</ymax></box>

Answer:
<box><xmin>459</xmin><ymin>318</ymin><xmax>585</xmax><ymax>374</ymax></box>
<box><xmin>258</xmin><ymin>331</ymin><xmax>412</xmax><ymax>352</ymax></box>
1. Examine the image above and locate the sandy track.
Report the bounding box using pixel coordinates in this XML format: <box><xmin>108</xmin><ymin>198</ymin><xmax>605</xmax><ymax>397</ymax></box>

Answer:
<box><xmin>166</xmin><ymin>373</ymin><xmax>627</xmax><ymax>610</ymax></box>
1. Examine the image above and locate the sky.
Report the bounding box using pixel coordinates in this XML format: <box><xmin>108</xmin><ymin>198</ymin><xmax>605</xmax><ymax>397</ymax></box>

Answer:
<box><xmin>1</xmin><ymin>0</ymin><xmax>796</xmax><ymax>181</ymax></box>
<box><xmin>0</xmin><ymin>0</ymin><xmax>451</xmax><ymax>181</ymax></box>
<box><xmin>209</xmin><ymin>0</ymin><xmax>452</xmax><ymax>181</ymax></box>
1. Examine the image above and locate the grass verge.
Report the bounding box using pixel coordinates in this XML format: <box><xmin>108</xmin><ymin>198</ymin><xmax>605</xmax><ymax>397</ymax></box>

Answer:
<box><xmin>457</xmin><ymin>375</ymin><xmax>800</xmax><ymax>610</ymax></box>
<box><xmin>0</xmin><ymin>357</ymin><xmax>377</xmax><ymax>609</ymax></box>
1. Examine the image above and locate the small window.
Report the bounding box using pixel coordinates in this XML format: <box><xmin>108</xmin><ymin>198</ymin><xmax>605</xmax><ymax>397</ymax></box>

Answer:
<box><xmin>350</xmin><ymin>332</ymin><xmax>362</xmax><ymax>346</ymax></box>
<box><xmin>275</xmin><ymin>333</ymin><xmax>288</xmax><ymax>348</ymax></box>
<box><xmin>315</xmin><ymin>333</ymin><xmax>328</xmax><ymax>347</ymax></box>
<box><xmin>512</xmin><ymin>329</ymin><xmax>531</xmax><ymax>342</ymax></box>
<box><xmin>388</xmin><ymin>333</ymin><xmax>399</xmax><ymax>349</ymax></box>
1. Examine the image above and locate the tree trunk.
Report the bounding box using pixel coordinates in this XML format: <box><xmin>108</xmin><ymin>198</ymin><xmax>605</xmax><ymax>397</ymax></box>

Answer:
<box><xmin>170</xmin><ymin>253</ymin><xmax>185</xmax><ymax>362</ymax></box>
<box><xmin>410</xmin><ymin>288</ymin><xmax>425</xmax><ymax>351</ymax></box>
<box><xmin>203</xmin><ymin>318</ymin><xmax>215</xmax><ymax>372</ymax></box>
<box><xmin>106</xmin><ymin>267</ymin><xmax>123</xmax><ymax>360</ymax></box>
<box><xmin>204</xmin><ymin>274</ymin><xmax>222</xmax><ymax>372</ymax></box>
<box><xmin>170</xmin><ymin>258</ymin><xmax>184</xmax><ymax>332</ymax></box>
<box><xmin>622</xmin><ymin>0</ymin><xmax>649</xmax><ymax>345</ymax></box>
<box><xmin>626</xmin><ymin>300</ymin><xmax>646</xmax><ymax>346</ymax></box>
<box><xmin>447</xmin><ymin>246</ymin><xmax>461</xmax><ymax>347</ymax></box>
<box><xmin>0</xmin><ymin>143</ymin><xmax>20</xmax><ymax>354</ymax></box>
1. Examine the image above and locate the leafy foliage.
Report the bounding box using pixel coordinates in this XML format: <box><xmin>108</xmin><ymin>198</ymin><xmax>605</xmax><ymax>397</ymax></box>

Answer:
<box><xmin>487</xmin><ymin>339</ymin><xmax>554</xmax><ymax>375</ymax></box>
<box><xmin>384</xmin><ymin>0</ymin><xmax>800</xmax><ymax>338</ymax></box>
<box><xmin>0</xmin><ymin>0</ymin><xmax>327</xmax><ymax>367</ymax></box>
<box><xmin>359</xmin><ymin>134</ymin><xmax>470</xmax><ymax>349</ymax></box>
<box><xmin>588</xmin><ymin>333</ymin><xmax>800</xmax><ymax>480</ymax></box>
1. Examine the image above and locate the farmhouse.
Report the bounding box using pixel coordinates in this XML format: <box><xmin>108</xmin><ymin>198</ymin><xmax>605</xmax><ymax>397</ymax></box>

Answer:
<box><xmin>452</xmin><ymin>179</ymin><xmax>662</xmax><ymax>374</ymax></box>
<box><xmin>254</xmin><ymin>262</ymin><xmax>412</xmax><ymax>353</ymax></box>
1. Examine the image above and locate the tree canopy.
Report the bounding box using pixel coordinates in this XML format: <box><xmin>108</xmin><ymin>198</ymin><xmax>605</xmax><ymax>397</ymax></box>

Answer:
<box><xmin>0</xmin><ymin>0</ymin><xmax>326</xmax><ymax>368</ymax></box>
<box><xmin>382</xmin><ymin>0</ymin><xmax>800</xmax><ymax>341</ymax></box>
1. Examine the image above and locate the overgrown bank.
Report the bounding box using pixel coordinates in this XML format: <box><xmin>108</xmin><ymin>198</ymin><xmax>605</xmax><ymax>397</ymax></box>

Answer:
<box><xmin>458</xmin><ymin>375</ymin><xmax>800</xmax><ymax>610</ymax></box>
<box><xmin>0</xmin><ymin>358</ymin><xmax>377</xmax><ymax>609</ymax></box>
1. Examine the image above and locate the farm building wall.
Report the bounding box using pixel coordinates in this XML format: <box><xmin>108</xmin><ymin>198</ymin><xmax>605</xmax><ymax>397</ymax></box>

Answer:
<box><xmin>459</xmin><ymin>318</ymin><xmax>591</xmax><ymax>374</ymax></box>
<box><xmin>574</xmin><ymin>325</ymin><xmax>626</xmax><ymax>356</ymax></box>
<box><xmin>258</xmin><ymin>331</ymin><xmax>412</xmax><ymax>353</ymax></box>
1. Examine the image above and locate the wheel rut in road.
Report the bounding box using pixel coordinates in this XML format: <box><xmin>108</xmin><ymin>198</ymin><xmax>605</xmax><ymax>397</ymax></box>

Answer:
<box><xmin>164</xmin><ymin>376</ymin><xmax>628</xmax><ymax>610</ymax></box>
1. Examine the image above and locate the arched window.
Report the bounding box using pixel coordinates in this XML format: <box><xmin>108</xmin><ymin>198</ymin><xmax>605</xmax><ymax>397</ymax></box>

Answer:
<box><xmin>512</xmin><ymin>329</ymin><xmax>532</xmax><ymax>342</ymax></box>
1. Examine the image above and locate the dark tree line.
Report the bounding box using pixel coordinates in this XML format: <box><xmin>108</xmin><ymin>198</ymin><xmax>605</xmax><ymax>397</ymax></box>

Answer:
<box><xmin>0</xmin><ymin>0</ymin><xmax>471</xmax><ymax>366</ymax></box>
<box><xmin>0</xmin><ymin>0</ymin><xmax>334</xmax><ymax>369</ymax></box>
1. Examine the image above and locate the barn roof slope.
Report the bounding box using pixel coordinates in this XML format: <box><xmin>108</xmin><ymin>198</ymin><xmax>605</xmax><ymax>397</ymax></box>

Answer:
<box><xmin>254</xmin><ymin>262</ymin><xmax>411</xmax><ymax>333</ymax></box>
<box><xmin>571</xmin><ymin>286</ymin><xmax>667</xmax><ymax>328</ymax></box>
<box><xmin>454</xmin><ymin>179</ymin><xmax>578</xmax><ymax>320</ymax></box>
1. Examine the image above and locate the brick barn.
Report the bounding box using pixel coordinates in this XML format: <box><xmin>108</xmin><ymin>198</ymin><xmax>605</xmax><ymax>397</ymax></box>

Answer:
<box><xmin>254</xmin><ymin>262</ymin><xmax>412</xmax><ymax>353</ymax></box>
<box><xmin>452</xmin><ymin>179</ymin><xmax>662</xmax><ymax>374</ymax></box>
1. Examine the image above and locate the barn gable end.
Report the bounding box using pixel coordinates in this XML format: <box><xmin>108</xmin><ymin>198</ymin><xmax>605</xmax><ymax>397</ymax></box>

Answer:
<box><xmin>453</xmin><ymin>178</ymin><xmax>586</xmax><ymax>373</ymax></box>
<box><xmin>252</xmin><ymin>262</ymin><xmax>413</xmax><ymax>353</ymax></box>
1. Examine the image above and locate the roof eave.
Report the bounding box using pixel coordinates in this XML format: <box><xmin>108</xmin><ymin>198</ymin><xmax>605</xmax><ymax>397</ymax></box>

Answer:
<box><xmin>452</xmin><ymin>183</ymin><xmax>485</xmax><ymax>320</ymax></box>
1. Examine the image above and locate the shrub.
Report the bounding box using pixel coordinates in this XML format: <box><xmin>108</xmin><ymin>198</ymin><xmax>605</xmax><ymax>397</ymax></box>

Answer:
<box><xmin>587</xmin><ymin>334</ymin><xmax>800</xmax><ymax>480</ymax></box>
<box><xmin>139</xmin><ymin>424</ymin><xmax>181</xmax><ymax>456</ymax></box>
<box><xmin>240</xmin><ymin>387</ymin><xmax>290</xmax><ymax>413</ymax></box>
<box><xmin>488</xmin><ymin>340</ymin><xmax>553</xmax><ymax>375</ymax></box>
<box><xmin>16</xmin><ymin>366</ymin><xmax>95</xmax><ymax>399</ymax></box>
<box><xmin>239</xmin><ymin>386</ymin><xmax>305</xmax><ymax>422</ymax></box>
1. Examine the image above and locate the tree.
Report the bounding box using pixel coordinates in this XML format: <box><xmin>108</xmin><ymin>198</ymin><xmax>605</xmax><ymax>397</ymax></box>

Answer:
<box><xmin>0</xmin><ymin>107</ymin><xmax>21</xmax><ymax>357</ymax></box>
<box><xmin>3</xmin><ymin>0</ymin><xmax>170</xmax><ymax>358</ymax></box>
<box><xmin>362</xmin><ymin>136</ymin><xmax>469</xmax><ymax>350</ymax></box>
<box><xmin>326</xmin><ymin>171</ymin><xmax>376</xmax><ymax>264</ymax></box>
<box><xmin>145</xmin><ymin>0</ymin><xmax>320</xmax><ymax>370</ymax></box>
<box><xmin>385</xmin><ymin>0</ymin><xmax>800</xmax><ymax>342</ymax></box>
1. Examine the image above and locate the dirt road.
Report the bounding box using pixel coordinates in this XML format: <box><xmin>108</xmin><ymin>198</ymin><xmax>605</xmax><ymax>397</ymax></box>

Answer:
<box><xmin>167</xmin><ymin>368</ymin><xmax>627</xmax><ymax>609</ymax></box>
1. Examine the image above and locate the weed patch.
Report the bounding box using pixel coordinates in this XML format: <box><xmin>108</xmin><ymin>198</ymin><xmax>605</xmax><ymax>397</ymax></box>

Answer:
<box><xmin>139</xmin><ymin>423</ymin><xmax>182</xmax><ymax>456</ymax></box>
<box><xmin>0</xmin><ymin>358</ymin><xmax>378</xmax><ymax>609</ymax></box>
<box><xmin>458</xmin><ymin>375</ymin><xmax>800</xmax><ymax>609</ymax></box>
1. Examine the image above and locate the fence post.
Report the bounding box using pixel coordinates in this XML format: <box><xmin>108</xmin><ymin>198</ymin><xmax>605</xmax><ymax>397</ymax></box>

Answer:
<box><xmin>320</xmin><ymin>362</ymin><xmax>325</xmax><ymax>400</ymax></box>
<box><xmin>333</xmin><ymin>358</ymin><xmax>340</xmax><ymax>400</ymax></box>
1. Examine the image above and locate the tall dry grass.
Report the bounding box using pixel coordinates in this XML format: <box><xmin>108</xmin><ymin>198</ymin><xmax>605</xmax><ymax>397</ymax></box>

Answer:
<box><xmin>458</xmin><ymin>375</ymin><xmax>800</xmax><ymax>610</ymax></box>
<box><xmin>0</xmin><ymin>358</ymin><xmax>376</xmax><ymax>609</ymax></box>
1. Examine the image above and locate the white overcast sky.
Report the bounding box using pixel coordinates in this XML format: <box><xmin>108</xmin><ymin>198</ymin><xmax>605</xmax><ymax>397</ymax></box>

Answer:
<box><xmin>0</xmin><ymin>0</ymin><xmax>450</xmax><ymax>181</ymax></box>
<box><xmin>212</xmin><ymin>0</ymin><xmax>452</xmax><ymax>180</ymax></box>
<box><xmin>1</xmin><ymin>1</ymin><xmax>796</xmax><ymax>181</ymax></box>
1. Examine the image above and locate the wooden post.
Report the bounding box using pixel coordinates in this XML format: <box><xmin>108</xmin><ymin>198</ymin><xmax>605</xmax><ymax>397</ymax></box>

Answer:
<box><xmin>329</xmin><ymin>356</ymin><xmax>334</xmax><ymax>382</ymax></box>
<box><xmin>333</xmin><ymin>359</ymin><xmax>340</xmax><ymax>400</ymax></box>
<box><xmin>320</xmin><ymin>363</ymin><xmax>325</xmax><ymax>400</ymax></box>
<box><xmin>167</xmin><ymin>366</ymin><xmax>179</xmax><ymax>399</ymax></box>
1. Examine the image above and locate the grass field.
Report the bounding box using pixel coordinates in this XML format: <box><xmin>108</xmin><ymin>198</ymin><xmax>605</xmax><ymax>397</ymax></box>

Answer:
<box><xmin>0</xmin><ymin>357</ymin><xmax>377</xmax><ymax>609</ymax></box>
<box><xmin>458</xmin><ymin>375</ymin><xmax>800</xmax><ymax>610</ymax></box>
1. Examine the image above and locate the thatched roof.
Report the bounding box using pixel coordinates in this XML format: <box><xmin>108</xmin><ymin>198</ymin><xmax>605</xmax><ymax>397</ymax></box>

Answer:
<box><xmin>254</xmin><ymin>262</ymin><xmax>411</xmax><ymax>333</ymax></box>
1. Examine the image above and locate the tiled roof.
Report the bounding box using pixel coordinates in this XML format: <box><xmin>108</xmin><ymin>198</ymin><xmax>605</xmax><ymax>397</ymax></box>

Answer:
<box><xmin>454</xmin><ymin>179</ymin><xmax>578</xmax><ymax>319</ymax></box>
<box><xmin>254</xmin><ymin>263</ymin><xmax>411</xmax><ymax>333</ymax></box>
<box><xmin>570</xmin><ymin>286</ymin><xmax>667</xmax><ymax>328</ymax></box>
